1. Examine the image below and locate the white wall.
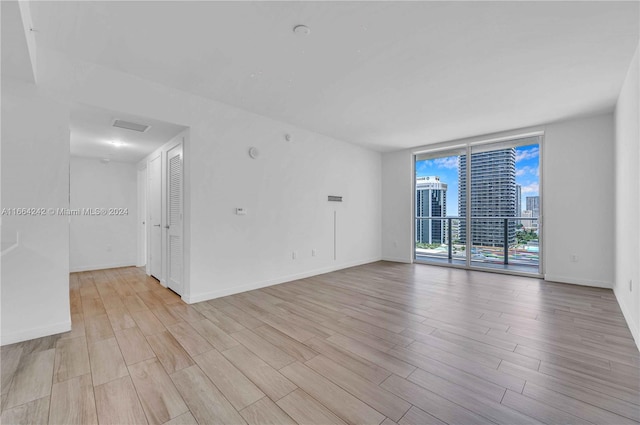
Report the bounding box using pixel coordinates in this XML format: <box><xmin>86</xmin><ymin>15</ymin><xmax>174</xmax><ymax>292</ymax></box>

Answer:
<box><xmin>69</xmin><ymin>157</ymin><xmax>138</xmax><ymax>272</ymax></box>
<box><xmin>544</xmin><ymin>113</ymin><xmax>615</xmax><ymax>287</ymax></box>
<box><xmin>382</xmin><ymin>113</ymin><xmax>616</xmax><ymax>288</ymax></box>
<box><xmin>614</xmin><ymin>42</ymin><xmax>640</xmax><ymax>348</ymax></box>
<box><xmin>37</xmin><ymin>50</ymin><xmax>382</xmax><ymax>304</ymax></box>
<box><xmin>1</xmin><ymin>80</ymin><xmax>70</xmax><ymax>345</ymax></box>
<box><xmin>381</xmin><ymin>150</ymin><xmax>414</xmax><ymax>263</ymax></box>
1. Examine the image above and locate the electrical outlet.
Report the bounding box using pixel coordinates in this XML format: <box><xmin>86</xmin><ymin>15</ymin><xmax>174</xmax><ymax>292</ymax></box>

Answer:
<box><xmin>292</xmin><ymin>251</ymin><xmax>296</xmax><ymax>260</ymax></box>
<box><xmin>570</xmin><ymin>254</ymin><xmax>578</xmax><ymax>262</ymax></box>
<box><xmin>312</xmin><ymin>249</ymin><xmax>316</xmax><ymax>257</ymax></box>
<box><xmin>106</xmin><ymin>245</ymin><xmax>112</xmax><ymax>252</ymax></box>
<box><xmin>393</xmin><ymin>240</ymin><xmax>398</xmax><ymax>248</ymax></box>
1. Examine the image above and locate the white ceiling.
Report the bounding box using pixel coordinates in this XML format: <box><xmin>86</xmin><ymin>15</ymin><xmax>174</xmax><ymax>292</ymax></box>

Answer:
<box><xmin>30</xmin><ymin>1</ymin><xmax>639</xmax><ymax>151</ymax></box>
<box><xmin>70</xmin><ymin>104</ymin><xmax>185</xmax><ymax>163</ymax></box>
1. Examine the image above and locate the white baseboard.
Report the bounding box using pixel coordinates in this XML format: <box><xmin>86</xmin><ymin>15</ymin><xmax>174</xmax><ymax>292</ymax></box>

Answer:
<box><xmin>183</xmin><ymin>257</ymin><xmax>381</xmax><ymax>304</ymax></box>
<box><xmin>381</xmin><ymin>256</ymin><xmax>413</xmax><ymax>264</ymax></box>
<box><xmin>70</xmin><ymin>262</ymin><xmax>137</xmax><ymax>273</ymax></box>
<box><xmin>1</xmin><ymin>321</ymin><xmax>71</xmax><ymax>346</ymax></box>
<box><xmin>614</xmin><ymin>287</ymin><xmax>640</xmax><ymax>352</ymax></box>
<box><xmin>544</xmin><ymin>274</ymin><xmax>612</xmax><ymax>289</ymax></box>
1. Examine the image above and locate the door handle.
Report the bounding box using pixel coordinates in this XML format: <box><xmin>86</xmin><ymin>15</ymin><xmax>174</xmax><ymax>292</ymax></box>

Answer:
<box><xmin>153</xmin><ymin>224</ymin><xmax>161</xmax><ymax>227</ymax></box>
<box><xmin>165</xmin><ymin>225</ymin><xmax>170</xmax><ymax>229</ymax></box>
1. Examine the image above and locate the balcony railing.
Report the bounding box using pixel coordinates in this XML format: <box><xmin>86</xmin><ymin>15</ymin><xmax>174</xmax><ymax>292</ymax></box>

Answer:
<box><xmin>415</xmin><ymin>216</ymin><xmax>539</xmax><ymax>271</ymax></box>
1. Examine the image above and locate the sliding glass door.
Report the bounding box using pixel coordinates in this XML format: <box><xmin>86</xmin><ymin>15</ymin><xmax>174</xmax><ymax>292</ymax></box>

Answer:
<box><xmin>414</xmin><ymin>135</ymin><xmax>541</xmax><ymax>275</ymax></box>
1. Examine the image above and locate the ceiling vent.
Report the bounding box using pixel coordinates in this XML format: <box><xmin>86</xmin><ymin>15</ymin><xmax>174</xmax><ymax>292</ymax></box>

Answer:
<box><xmin>112</xmin><ymin>119</ymin><xmax>151</xmax><ymax>133</ymax></box>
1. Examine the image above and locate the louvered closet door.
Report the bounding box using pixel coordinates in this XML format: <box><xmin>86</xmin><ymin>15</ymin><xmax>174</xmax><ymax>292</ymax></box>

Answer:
<box><xmin>166</xmin><ymin>143</ymin><xmax>183</xmax><ymax>295</ymax></box>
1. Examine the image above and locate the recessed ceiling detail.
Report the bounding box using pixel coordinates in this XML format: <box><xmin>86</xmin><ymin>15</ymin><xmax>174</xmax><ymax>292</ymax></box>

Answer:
<box><xmin>112</xmin><ymin>119</ymin><xmax>151</xmax><ymax>133</ymax></box>
<box><xmin>70</xmin><ymin>104</ymin><xmax>186</xmax><ymax>163</ymax></box>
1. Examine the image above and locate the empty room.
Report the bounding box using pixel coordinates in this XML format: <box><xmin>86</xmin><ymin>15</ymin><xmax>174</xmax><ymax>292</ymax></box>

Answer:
<box><xmin>1</xmin><ymin>1</ymin><xmax>639</xmax><ymax>424</ymax></box>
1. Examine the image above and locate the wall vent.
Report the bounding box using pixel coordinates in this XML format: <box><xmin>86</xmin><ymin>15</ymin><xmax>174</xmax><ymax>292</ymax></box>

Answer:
<box><xmin>112</xmin><ymin>119</ymin><xmax>151</xmax><ymax>133</ymax></box>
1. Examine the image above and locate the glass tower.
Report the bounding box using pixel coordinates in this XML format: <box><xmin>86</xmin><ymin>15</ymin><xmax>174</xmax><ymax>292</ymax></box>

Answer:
<box><xmin>458</xmin><ymin>148</ymin><xmax>517</xmax><ymax>247</ymax></box>
<box><xmin>416</xmin><ymin>176</ymin><xmax>447</xmax><ymax>244</ymax></box>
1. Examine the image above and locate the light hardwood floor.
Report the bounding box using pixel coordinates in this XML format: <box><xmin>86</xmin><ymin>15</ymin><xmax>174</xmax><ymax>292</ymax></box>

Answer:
<box><xmin>1</xmin><ymin>262</ymin><xmax>639</xmax><ymax>424</ymax></box>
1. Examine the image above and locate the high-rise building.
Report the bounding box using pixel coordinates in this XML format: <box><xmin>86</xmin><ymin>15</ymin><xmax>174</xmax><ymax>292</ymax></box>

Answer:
<box><xmin>526</xmin><ymin>196</ymin><xmax>540</xmax><ymax>217</ymax></box>
<box><xmin>458</xmin><ymin>148</ymin><xmax>517</xmax><ymax>247</ymax></box>
<box><xmin>521</xmin><ymin>210</ymin><xmax>534</xmax><ymax>229</ymax></box>
<box><xmin>416</xmin><ymin>176</ymin><xmax>447</xmax><ymax>244</ymax></box>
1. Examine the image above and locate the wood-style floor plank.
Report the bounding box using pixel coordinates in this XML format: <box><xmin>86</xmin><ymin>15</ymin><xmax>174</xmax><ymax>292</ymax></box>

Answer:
<box><xmin>280</xmin><ymin>361</ymin><xmax>386</xmax><ymax>425</ymax></box>
<box><xmin>52</xmin><ymin>336</ymin><xmax>90</xmax><ymax>384</ymax></box>
<box><xmin>380</xmin><ymin>374</ymin><xmax>494</xmax><ymax>425</ymax></box>
<box><xmin>188</xmin><ymin>319</ymin><xmax>239</xmax><ymax>351</ymax></box>
<box><xmin>4</xmin><ymin>349</ymin><xmax>55</xmax><ymax>409</ymax></box>
<box><xmin>0</xmin><ymin>396</ymin><xmax>50</xmax><ymax>425</ymax></box>
<box><xmin>221</xmin><ymin>345</ymin><xmax>297</xmax><ymax>402</ymax></box>
<box><xmin>276</xmin><ymin>389</ymin><xmax>348</xmax><ymax>425</ymax></box>
<box><xmin>239</xmin><ymin>397</ymin><xmax>297</xmax><ymax>425</ymax></box>
<box><xmin>398</xmin><ymin>406</ymin><xmax>447</xmax><ymax>425</ymax></box>
<box><xmin>94</xmin><ymin>376</ymin><xmax>148</xmax><ymax>425</ymax></box>
<box><xmin>193</xmin><ymin>349</ymin><xmax>264</xmax><ymax>411</ymax></box>
<box><xmin>306</xmin><ymin>355</ymin><xmax>411</xmax><ymax>421</ymax></box>
<box><xmin>501</xmin><ymin>390</ymin><xmax>593</xmax><ymax>425</ymax></box>
<box><xmin>88</xmin><ymin>337</ymin><xmax>128</xmax><ymax>386</ymax></box>
<box><xmin>166</xmin><ymin>322</ymin><xmax>214</xmax><ymax>357</ymax></box>
<box><xmin>231</xmin><ymin>328</ymin><xmax>296</xmax><ymax>370</ymax></box>
<box><xmin>115</xmin><ymin>326</ymin><xmax>156</xmax><ymax>366</ymax></box>
<box><xmin>128</xmin><ymin>358</ymin><xmax>189</xmax><ymax>425</ymax></box>
<box><xmin>49</xmin><ymin>373</ymin><xmax>98</xmax><ymax>425</ymax></box>
<box><xmin>146</xmin><ymin>331</ymin><xmax>194</xmax><ymax>374</ymax></box>
<box><xmin>170</xmin><ymin>365</ymin><xmax>247</xmax><ymax>425</ymax></box>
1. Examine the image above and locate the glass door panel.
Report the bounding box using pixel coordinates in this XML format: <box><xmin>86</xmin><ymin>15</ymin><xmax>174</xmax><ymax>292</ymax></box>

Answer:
<box><xmin>414</xmin><ymin>149</ymin><xmax>466</xmax><ymax>266</ymax></box>
<box><xmin>468</xmin><ymin>138</ymin><xmax>541</xmax><ymax>274</ymax></box>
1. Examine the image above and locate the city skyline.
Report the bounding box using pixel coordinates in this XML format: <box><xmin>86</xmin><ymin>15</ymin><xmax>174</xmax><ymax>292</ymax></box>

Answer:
<box><xmin>415</xmin><ymin>144</ymin><xmax>540</xmax><ymax>217</ymax></box>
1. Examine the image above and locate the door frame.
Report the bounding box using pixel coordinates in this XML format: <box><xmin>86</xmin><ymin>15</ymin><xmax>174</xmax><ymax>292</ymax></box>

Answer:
<box><xmin>136</xmin><ymin>164</ymin><xmax>147</xmax><ymax>268</ymax></box>
<box><xmin>163</xmin><ymin>138</ymin><xmax>184</xmax><ymax>295</ymax></box>
<box><xmin>147</xmin><ymin>152</ymin><xmax>163</xmax><ymax>280</ymax></box>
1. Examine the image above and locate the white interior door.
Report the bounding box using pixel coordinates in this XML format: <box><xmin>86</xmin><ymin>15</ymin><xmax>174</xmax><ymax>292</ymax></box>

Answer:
<box><xmin>149</xmin><ymin>155</ymin><xmax>162</xmax><ymax>280</ymax></box>
<box><xmin>166</xmin><ymin>143</ymin><xmax>183</xmax><ymax>295</ymax></box>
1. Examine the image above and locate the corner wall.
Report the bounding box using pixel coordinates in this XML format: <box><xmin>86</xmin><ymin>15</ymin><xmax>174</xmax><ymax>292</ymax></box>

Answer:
<box><xmin>614</xmin><ymin>42</ymin><xmax>640</xmax><ymax>348</ymax></box>
<box><xmin>1</xmin><ymin>80</ymin><xmax>71</xmax><ymax>345</ymax></box>
<box><xmin>69</xmin><ymin>157</ymin><xmax>138</xmax><ymax>272</ymax></box>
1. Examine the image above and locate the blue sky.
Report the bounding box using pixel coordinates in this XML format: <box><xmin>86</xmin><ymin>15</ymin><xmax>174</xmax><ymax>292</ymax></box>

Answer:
<box><xmin>416</xmin><ymin>145</ymin><xmax>539</xmax><ymax>216</ymax></box>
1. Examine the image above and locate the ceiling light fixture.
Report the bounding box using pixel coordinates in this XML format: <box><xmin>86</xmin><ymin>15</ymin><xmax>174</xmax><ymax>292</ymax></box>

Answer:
<box><xmin>293</xmin><ymin>25</ymin><xmax>310</xmax><ymax>36</ymax></box>
<box><xmin>110</xmin><ymin>140</ymin><xmax>124</xmax><ymax>148</ymax></box>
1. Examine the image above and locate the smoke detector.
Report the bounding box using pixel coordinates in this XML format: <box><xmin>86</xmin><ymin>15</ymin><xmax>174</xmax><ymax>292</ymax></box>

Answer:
<box><xmin>293</xmin><ymin>25</ymin><xmax>310</xmax><ymax>36</ymax></box>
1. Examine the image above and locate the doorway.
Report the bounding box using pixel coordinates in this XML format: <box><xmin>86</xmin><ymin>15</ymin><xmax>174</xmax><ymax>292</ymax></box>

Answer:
<box><xmin>142</xmin><ymin>136</ymin><xmax>186</xmax><ymax>295</ymax></box>
<box><xmin>414</xmin><ymin>134</ymin><xmax>542</xmax><ymax>276</ymax></box>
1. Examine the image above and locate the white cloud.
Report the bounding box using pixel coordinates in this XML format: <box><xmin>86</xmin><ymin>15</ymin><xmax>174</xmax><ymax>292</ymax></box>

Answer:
<box><xmin>434</xmin><ymin>157</ymin><xmax>458</xmax><ymax>169</ymax></box>
<box><xmin>516</xmin><ymin>146</ymin><xmax>539</xmax><ymax>162</ymax></box>
<box><xmin>521</xmin><ymin>182</ymin><xmax>539</xmax><ymax>194</ymax></box>
<box><xmin>516</xmin><ymin>165</ymin><xmax>539</xmax><ymax>177</ymax></box>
